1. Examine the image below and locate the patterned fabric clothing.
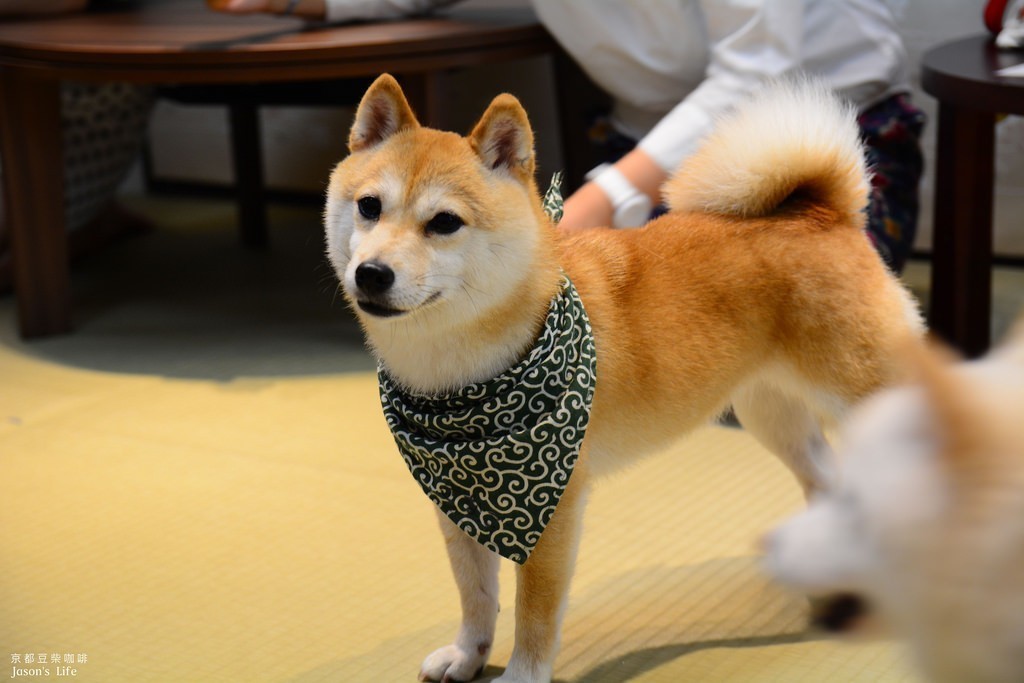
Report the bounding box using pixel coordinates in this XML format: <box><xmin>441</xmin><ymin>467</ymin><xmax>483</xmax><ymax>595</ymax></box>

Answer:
<box><xmin>378</xmin><ymin>276</ymin><xmax>597</xmax><ymax>564</ymax></box>
<box><xmin>857</xmin><ymin>94</ymin><xmax>926</xmax><ymax>273</ymax></box>
<box><xmin>586</xmin><ymin>92</ymin><xmax>926</xmax><ymax>274</ymax></box>
<box><xmin>0</xmin><ymin>83</ymin><xmax>153</xmax><ymax>289</ymax></box>
<box><xmin>61</xmin><ymin>82</ymin><xmax>155</xmax><ymax>232</ymax></box>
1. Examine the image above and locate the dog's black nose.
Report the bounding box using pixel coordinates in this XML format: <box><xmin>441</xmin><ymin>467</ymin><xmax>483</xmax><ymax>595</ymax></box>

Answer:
<box><xmin>811</xmin><ymin>593</ymin><xmax>868</xmax><ymax>633</ymax></box>
<box><xmin>355</xmin><ymin>261</ymin><xmax>395</xmax><ymax>295</ymax></box>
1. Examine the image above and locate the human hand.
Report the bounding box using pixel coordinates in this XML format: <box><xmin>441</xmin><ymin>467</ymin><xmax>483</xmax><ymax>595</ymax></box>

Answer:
<box><xmin>207</xmin><ymin>0</ymin><xmax>327</xmax><ymax>17</ymax></box>
<box><xmin>206</xmin><ymin>0</ymin><xmax>271</xmax><ymax>13</ymax></box>
<box><xmin>558</xmin><ymin>182</ymin><xmax>614</xmax><ymax>232</ymax></box>
<box><xmin>559</xmin><ymin>149</ymin><xmax>668</xmax><ymax>231</ymax></box>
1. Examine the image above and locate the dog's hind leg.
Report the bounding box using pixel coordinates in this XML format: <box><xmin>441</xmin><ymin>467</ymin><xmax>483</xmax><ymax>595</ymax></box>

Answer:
<box><xmin>420</xmin><ymin>508</ymin><xmax>501</xmax><ymax>683</ymax></box>
<box><xmin>732</xmin><ymin>382</ymin><xmax>839</xmax><ymax>500</ymax></box>
<box><xmin>496</xmin><ymin>470</ymin><xmax>591</xmax><ymax>683</ymax></box>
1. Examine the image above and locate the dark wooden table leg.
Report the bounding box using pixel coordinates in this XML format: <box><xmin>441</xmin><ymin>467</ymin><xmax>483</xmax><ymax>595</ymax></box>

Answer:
<box><xmin>0</xmin><ymin>67</ymin><xmax>71</xmax><ymax>338</ymax></box>
<box><xmin>929</xmin><ymin>102</ymin><xmax>995</xmax><ymax>358</ymax></box>
<box><xmin>228</xmin><ymin>102</ymin><xmax>268</xmax><ymax>248</ymax></box>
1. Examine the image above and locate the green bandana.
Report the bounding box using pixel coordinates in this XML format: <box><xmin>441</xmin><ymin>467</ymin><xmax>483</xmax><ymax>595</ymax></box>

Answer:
<box><xmin>378</xmin><ymin>276</ymin><xmax>596</xmax><ymax>563</ymax></box>
<box><xmin>542</xmin><ymin>171</ymin><xmax>564</xmax><ymax>224</ymax></box>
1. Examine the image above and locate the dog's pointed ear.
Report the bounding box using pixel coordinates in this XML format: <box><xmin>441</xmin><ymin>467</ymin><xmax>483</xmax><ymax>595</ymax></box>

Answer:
<box><xmin>468</xmin><ymin>94</ymin><xmax>535</xmax><ymax>181</ymax></box>
<box><xmin>912</xmin><ymin>337</ymin><xmax>994</xmax><ymax>462</ymax></box>
<box><xmin>349</xmin><ymin>74</ymin><xmax>419</xmax><ymax>153</ymax></box>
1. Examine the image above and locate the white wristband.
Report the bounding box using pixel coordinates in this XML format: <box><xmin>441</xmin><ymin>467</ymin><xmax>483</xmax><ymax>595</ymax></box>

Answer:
<box><xmin>589</xmin><ymin>165</ymin><xmax>638</xmax><ymax>208</ymax></box>
<box><xmin>588</xmin><ymin>164</ymin><xmax>652</xmax><ymax>229</ymax></box>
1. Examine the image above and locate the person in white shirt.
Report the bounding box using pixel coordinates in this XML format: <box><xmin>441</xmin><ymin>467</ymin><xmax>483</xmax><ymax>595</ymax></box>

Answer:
<box><xmin>213</xmin><ymin>0</ymin><xmax>925</xmax><ymax>273</ymax></box>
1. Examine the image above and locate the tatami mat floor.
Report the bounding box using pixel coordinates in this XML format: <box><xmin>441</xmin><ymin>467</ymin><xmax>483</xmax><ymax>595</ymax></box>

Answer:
<box><xmin>2</xmin><ymin>196</ymin><xmax>1019</xmax><ymax>682</ymax></box>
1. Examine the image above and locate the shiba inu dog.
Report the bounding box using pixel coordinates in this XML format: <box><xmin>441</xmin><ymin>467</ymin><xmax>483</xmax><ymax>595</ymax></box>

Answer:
<box><xmin>323</xmin><ymin>74</ymin><xmax>923</xmax><ymax>683</ymax></box>
<box><xmin>765</xmin><ymin>324</ymin><xmax>1024</xmax><ymax>683</ymax></box>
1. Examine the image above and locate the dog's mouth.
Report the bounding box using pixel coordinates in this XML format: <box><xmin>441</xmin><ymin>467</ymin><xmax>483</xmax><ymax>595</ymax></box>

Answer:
<box><xmin>357</xmin><ymin>300</ymin><xmax>405</xmax><ymax>318</ymax></box>
<box><xmin>356</xmin><ymin>292</ymin><xmax>441</xmax><ymax>318</ymax></box>
<box><xmin>810</xmin><ymin>593</ymin><xmax>871</xmax><ymax>633</ymax></box>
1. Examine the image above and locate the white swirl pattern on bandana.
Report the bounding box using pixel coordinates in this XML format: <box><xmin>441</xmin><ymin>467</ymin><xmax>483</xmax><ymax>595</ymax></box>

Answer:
<box><xmin>378</xmin><ymin>276</ymin><xmax>596</xmax><ymax>564</ymax></box>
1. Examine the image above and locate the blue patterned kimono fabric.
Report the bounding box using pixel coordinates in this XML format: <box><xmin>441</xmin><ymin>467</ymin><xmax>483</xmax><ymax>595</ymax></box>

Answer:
<box><xmin>378</xmin><ymin>276</ymin><xmax>596</xmax><ymax>564</ymax></box>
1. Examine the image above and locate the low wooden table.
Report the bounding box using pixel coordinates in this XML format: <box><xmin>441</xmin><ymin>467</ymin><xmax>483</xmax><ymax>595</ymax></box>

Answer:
<box><xmin>921</xmin><ymin>35</ymin><xmax>1024</xmax><ymax>357</ymax></box>
<box><xmin>0</xmin><ymin>0</ymin><xmax>570</xmax><ymax>338</ymax></box>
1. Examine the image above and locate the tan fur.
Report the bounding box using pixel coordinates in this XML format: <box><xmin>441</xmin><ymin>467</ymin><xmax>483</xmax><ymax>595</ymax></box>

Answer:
<box><xmin>914</xmin><ymin>330</ymin><xmax>1024</xmax><ymax>683</ymax></box>
<box><xmin>664</xmin><ymin>79</ymin><xmax>869</xmax><ymax>224</ymax></box>
<box><xmin>324</xmin><ymin>75</ymin><xmax>923</xmax><ymax>683</ymax></box>
<box><xmin>914</xmin><ymin>333</ymin><xmax>1024</xmax><ymax>509</ymax></box>
<box><xmin>767</xmin><ymin>324</ymin><xmax>1024</xmax><ymax>683</ymax></box>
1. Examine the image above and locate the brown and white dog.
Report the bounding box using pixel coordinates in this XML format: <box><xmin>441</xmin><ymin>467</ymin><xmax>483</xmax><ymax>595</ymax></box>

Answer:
<box><xmin>324</xmin><ymin>74</ymin><xmax>922</xmax><ymax>683</ymax></box>
<box><xmin>765</xmin><ymin>323</ymin><xmax>1024</xmax><ymax>683</ymax></box>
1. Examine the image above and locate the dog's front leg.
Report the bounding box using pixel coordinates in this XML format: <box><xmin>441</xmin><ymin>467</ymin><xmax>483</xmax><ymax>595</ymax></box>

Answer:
<box><xmin>420</xmin><ymin>508</ymin><xmax>501</xmax><ymax>682</ymax></box>
<box><xmin>496</xmin><ymin>475</ymin><xmax>590</xmax><ymax>683</ymax></box>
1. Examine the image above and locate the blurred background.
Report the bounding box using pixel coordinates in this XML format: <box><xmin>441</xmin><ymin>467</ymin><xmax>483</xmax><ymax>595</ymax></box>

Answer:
<box><xmin>142</xmin><ymin>0</ymin><xmax>1024</xmax><ymax>260</ymax></box>
<box><xmin>1</xmin><ymin>1</ymin><xmax>1022</xmax><ymax>681</ymax></box>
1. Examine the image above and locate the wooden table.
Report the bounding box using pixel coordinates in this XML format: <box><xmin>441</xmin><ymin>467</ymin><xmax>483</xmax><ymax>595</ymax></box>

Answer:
<box><xmin>0</xmin><ymin>0</ymin><xmax>568</xmax><ymax>338</ymax></box>
<box><xmin>921</xmin><ymin>35</ymin><xmax>1024</xmax><ymax>357</ymax></box>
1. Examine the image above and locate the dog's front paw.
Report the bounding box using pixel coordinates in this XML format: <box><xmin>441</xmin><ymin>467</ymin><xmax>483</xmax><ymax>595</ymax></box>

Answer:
<box><xmin>419</xmin><ymin>643</ymin><xmax>488</xmax><ymax>682</ymax></box>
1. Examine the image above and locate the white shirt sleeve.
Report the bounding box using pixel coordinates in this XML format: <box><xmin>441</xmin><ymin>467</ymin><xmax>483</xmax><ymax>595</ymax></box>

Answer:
<box><xmin>324</xmin><ymin>0</ymin><xmax>459</xmax><ymax>23</ymax></box>
<box><xmin>637</xmin><ymin>0</ymin><xmax>805</xmax><ymax>174</ymax></box>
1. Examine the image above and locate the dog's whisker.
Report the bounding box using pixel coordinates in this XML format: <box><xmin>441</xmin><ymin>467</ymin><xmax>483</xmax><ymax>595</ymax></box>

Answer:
<box><xmin>460</xmin><ymin>284</ymin><xmax>484</xmax><ymax>321</ymax></box>
<box><xmin>415</xmin><ymin>274</ymin><xmax>488</xmax><ymax>298</ymax></box>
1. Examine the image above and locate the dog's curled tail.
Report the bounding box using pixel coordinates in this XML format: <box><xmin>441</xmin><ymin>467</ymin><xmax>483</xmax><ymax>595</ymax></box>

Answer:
<box><xmin>663</xmin><ymin>79</ymin><xmax>869</xmax><ymax>225</ymax></box>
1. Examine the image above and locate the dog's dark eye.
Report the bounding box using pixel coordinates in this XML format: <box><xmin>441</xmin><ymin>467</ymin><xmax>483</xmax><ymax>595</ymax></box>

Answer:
<box><xmin>357</xmin><ymin>196</ymin><xmax>381</xmax><ymax>221</ymax></box>
<box><xmin>425</xmin><ymin>212</ymin><xmax>464</xmax><ymax>235</ymax></box>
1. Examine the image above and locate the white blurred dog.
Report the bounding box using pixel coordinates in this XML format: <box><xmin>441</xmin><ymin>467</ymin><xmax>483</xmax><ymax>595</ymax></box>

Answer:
<box><xmin>764</xmin><ymin>322</ymin><xmax>1024</xmax><ymax>683</ymax></box>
